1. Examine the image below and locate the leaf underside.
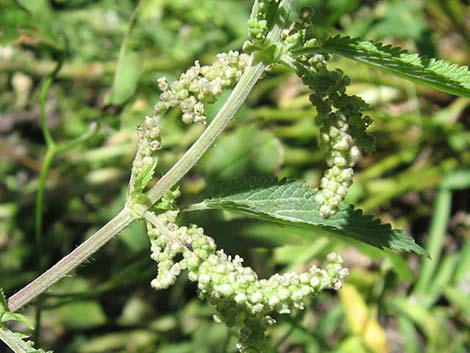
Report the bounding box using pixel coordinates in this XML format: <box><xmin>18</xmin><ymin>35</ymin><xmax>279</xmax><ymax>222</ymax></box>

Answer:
<box><xmin>193</xmin><ymin>178</ymin><xmax>428</xmax><ymax>256</ymax></box>
<box><xmin>313</xmin><ymin>35</ymin><xmax>470</xmax><ymax>97</ymax></box>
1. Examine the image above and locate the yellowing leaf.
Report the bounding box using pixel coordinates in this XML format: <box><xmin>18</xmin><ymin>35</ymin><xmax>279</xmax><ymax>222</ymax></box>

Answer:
<box><xmin>339</xmin><ymin>283</ymin><xmax>389</xmax><ymax>353</ymax></box>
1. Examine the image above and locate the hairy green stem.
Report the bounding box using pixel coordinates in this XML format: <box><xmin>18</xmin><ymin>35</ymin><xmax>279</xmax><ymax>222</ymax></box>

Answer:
<box><xmin>141</xmin><ymin>209</ymin><xmax>171</xmax><ymax>236</ymax></box>
<box><xmin>7</xmin><ymin>208</ymin><xmax>134</xmax><ymax>312</ymax></box>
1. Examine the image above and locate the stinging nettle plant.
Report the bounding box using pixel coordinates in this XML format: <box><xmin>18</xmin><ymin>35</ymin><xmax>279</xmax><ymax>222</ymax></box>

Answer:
<box><xmin>2</xmin><ymin>0</ymin><xmax>470</xmax><ymax>352</ymax></box>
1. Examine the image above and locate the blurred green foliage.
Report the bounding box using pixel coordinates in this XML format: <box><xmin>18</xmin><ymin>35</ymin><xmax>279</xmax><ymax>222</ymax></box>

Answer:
<box><xmin>0</xmin><ymin>0</ymin><xmax>469</xmax><ymax>352</ymax></box>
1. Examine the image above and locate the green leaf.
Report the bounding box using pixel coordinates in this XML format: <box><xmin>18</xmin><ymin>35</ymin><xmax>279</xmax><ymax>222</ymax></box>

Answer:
<box><xmin>190</xmin><ymin>178</ymin><xmax>427</xmax><ymax>256</ymax></box>
<box><xmin>298</xmin><ymin>35</ymin><xmax>470</xmax><ymax>97</ymax></box>
<box><xmin>368</xmin><ymin>2</ymin><xmax>426</xmax><ymax>40</ymax></box>
<box><xmin>133</xmin><ymin>158</ymin><xmax>158</xmax><ymax>193</ymax></box>
<box><xmin>109</xmin><ymin>50</ymin><xmax>141</xmax><ymax>105</ymax></box>
<box><xmin>1</xmin><ymin>312</ymin><xmax>34</xmax><ymax>330</ymax></box>
<box><xmin>48</xmin><ymin>301</ymin><xmax>106</xmax><ymax>329</ymax></box>
<box><xmin>0</xmin><ymin>289</ymin><xmax>33</xmax><ymax>329</ymax></box>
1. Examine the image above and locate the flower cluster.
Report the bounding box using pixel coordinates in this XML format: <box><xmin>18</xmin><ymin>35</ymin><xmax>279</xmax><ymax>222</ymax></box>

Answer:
<box><xmin>130</xmin><ymin>50</ymin><xmax>251</xmax><ymax>193</ymax></box>
<box><xmin>247</xmin><ymin>0</ymin><xmax>272</xmax><ymax>41</ymax></box>
<box><xmin>243</xmin><ymin>0</ymin><xmax>293</xmax><ymax>60</ymax></box>
<box><xmin>148</xmin><ymin>211</ymin><xmax>216</xmax><ymax>289</ymax></box>
<box><xmin>154</xmin><ymin>51</ymin><xmax>251</xmax><ymax>124</ymax></box>
<box><xmin>274</xmin><ymin>7</ymin><xmax>374</xmax><ymax>218</ymax></box>
<box><xmin>247</xmin><ymin>0</ymin><xmax>288</xmax><ymax>42</ymax></box>
<box><xmin>314</xmin><ymin>111</ymin><xmax>360</xmax><ymax>218</ymax></box>
<box><xmin>148</xmin><ymin>211</ymin><xmax>348</xmax><ymax>353</ymax></box>
<box><xmin>129</xmin><ymin>115</ymin><xmax>162</xmax><ymax>193</ymax></box>
<box><xmin>296</xmin><ymin>53</ymin><xmax>374</xmax><ymax>218</ymax></box>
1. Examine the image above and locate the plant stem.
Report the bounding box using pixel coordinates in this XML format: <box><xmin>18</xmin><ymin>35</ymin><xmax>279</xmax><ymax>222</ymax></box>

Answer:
<box><xmin>7</xmin><ymin>208</ymin><xmax>134</xmax><ymax>312</ymax></box>
<box><xmin>35</xmin><ymin>147</ymin><xmax>56</xmax><ymax>270</ymax></box>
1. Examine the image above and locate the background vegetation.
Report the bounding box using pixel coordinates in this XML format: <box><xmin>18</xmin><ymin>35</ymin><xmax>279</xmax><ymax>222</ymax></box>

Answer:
<box><xmin>0</xmin><ymin>0</ymin><xmax>469</xmax><ymax>352</ymax></box>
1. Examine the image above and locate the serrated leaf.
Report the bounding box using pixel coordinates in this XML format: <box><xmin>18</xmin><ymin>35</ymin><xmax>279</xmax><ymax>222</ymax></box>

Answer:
<box><xmin>0</xmin><ymin>288</ymin><xmax>34</xmax><ymax>330</ymax></box>
<box><xmin>48</xmin><ymin>301</ymin><xmax>106</xmax><ymax>329</ymax></box>
<box><xmin>297</xmin><ymin>36</ymin><xmax>470</xmax><ymax>97</ymax></box>
<box><xmin>190</xmin><ymin>178</ymin><xmax>427</xmax><ymax>256</ymax></box>
<box><xmin>1</xmin><ymin>312</ymin><xmax>34</xmax><ymax>329</ymax></box>
<box><xmin>133</xmin><ymin>159</ymin><xmax>158</xmax><ymax>193</ymax></box>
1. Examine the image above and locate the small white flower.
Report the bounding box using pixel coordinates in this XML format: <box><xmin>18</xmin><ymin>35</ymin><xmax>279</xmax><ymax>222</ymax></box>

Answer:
<box><xmin>250</xmin><ymin>292</ymin><xmax>263</xmax><ymax>304</ymax></box>
<box><xmin>157</xmin><ymin>77</ymin><xmax>168</xmax><ymax>91</ymax></box>
<box><xmin>199</xmin><ymin>274</ymin><xmax>210</xmax><ymax>284</ymax></box>
<box><xmin>235</xmin><ymin>293</ymin><xmax>247</xmax><ymax>304</ymax></box>
<box><xmin>218</xmin><ymin>284</ymin><xmax>233</xmax><ymax>296</ymax></box>
<box><xmin>268</xmin><ymin>296</ymin><xmax>280</xmax><ymax>307</ymax></box>
<box><xmin>252</xmin><ymin>303</ymin><xmax>264</xmax><ymax>313</ymax></box>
